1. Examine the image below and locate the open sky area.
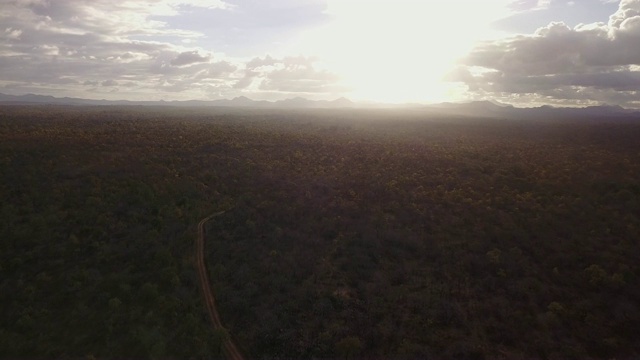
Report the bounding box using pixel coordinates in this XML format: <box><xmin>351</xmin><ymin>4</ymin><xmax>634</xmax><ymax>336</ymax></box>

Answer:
<box><xmin>1</xmin><ymin>0</ymin><xmax>639</xmax><ymax>107</ymax></box>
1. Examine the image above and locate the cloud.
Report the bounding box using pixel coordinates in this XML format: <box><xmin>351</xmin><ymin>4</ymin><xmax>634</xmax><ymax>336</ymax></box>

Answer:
<box><xmin>0</xmin><ymin>0</ymin><xmax>242</xmax><ymax>99</ymax></box>
<box><xmin>0</xmin><ymin>0</ymin><xmax>347</xmax><ymax>101</ymax></box>
<box><xmin>195</xmin><ymin>61</ymin><xmax>237</xmax><ymax>79</ymax></box>
<box><xmin>509</xmin><ymin>0</ymin><xmax>552</xmax><ymax>12</ymax></box>
<box><xmin>101</xmin><ymin>79</ymin><xmax>118</xmax><ymax>86</ymax></box>
<box><xmin>453</xmin><ymin>0</ymin><xmax>640</xmax><ymax>107</ymax></box>
<box><xmin>4</xmin><ymin>28</ymin><xmax>23</xmax><ymax>40</ymax></box>
<box><xmin>234</xmin><ymin>55</ymin><xmax>341</xmax><ymax>94</ymax></box>
<box><xmin>609</xmin><ymin>0</ymin><xmax>640</xmax><ymax>29</ymax></box>
<box><xmin>170</xmin><ymin>51</ymin><xmax>210</xmax><ymax>66</ymax></box>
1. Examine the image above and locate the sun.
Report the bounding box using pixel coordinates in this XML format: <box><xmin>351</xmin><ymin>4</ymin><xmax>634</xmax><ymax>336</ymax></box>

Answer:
<box><xmin>295</xmin><ymin>0</ymin><xmax>511</xmax><ymax>103</ymax></box>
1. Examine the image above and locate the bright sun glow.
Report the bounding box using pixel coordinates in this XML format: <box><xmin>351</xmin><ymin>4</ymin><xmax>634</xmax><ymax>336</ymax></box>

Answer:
<box><xmin>293</xmin><ymin>0</ymin><xmax>512</xmax><ymax>103</ymax></box>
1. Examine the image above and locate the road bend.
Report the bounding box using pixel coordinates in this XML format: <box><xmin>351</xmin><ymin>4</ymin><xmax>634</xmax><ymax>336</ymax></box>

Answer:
<box><xmin>196</xmin><ymin>210</ymin><xmax>244</xmax><ymax>360</ymax></box>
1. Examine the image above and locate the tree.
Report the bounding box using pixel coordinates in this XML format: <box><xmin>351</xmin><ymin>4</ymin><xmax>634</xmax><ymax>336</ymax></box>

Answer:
<box><xmin>336</xmin><ymin>336</ymin><xmax>362</xmax><ymax>359</ymax></box>
<box><xmin>212</xmin><ymin>327</ymin><xmax>230</xmax><ymax>354</ymax></box>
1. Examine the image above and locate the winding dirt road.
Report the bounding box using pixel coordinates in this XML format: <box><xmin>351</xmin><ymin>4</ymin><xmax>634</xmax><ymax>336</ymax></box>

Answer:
<box><xmin>196</xmin><ymin>210</ymin><xmax>244</xmax><ymax>360</ymax></box>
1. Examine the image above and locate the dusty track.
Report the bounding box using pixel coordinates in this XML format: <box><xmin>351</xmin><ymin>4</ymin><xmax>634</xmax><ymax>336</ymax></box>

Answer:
<box><xmin>196</xmin><ymin>211</ymin><xmax>244</xmax><ymax>360</ymax></box>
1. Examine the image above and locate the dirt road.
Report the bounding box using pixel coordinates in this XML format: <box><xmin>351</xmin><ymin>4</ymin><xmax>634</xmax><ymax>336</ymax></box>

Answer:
<box><xmin>195</xmin><ymin>211</ymin><xmax>244</xmax><ymax>360</ymax></box>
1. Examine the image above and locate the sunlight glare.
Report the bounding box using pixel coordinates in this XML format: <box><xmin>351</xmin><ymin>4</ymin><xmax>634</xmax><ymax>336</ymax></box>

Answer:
<box><xmin>296</xmin><ymin>0</ymin><xmax>512</xmax><ymax>103</ymax></box>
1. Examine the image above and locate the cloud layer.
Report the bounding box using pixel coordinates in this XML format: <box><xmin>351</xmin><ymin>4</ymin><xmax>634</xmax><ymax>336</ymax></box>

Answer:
<box><xmin>2</xmin><ymin>0</ymin><xmax>639</xmax><ymax>107</ymax></box>
<box><xmin>0</xmin><ymin>0</ymin><xmax>340</xmax><ymax>100</ymax></box>
<box><xmin>453</xmin><ymin>0</ymin><xmax>640</xmax><ymax>107</ymax></box>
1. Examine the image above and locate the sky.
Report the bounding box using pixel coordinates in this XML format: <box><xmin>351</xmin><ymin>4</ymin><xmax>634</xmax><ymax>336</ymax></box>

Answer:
<box><xmin>1</xmin><ymin>0</ymin><xmax>639</xmax><ymax>107</ymax></box>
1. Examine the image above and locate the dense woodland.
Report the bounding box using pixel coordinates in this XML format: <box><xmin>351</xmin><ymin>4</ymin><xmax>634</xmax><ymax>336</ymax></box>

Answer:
<box><xmin>1</xmin><ymin>105</ymin><xmax>639</xmax><ymax>359</ymax></box>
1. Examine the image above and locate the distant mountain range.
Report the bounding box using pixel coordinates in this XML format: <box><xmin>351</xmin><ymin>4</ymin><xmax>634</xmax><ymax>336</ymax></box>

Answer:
<box><xmin>423</xmin><ymin>100</ymin><xmax>639</xmax><ymax>119</ymax></box>
<box><xmin>0</xmin><ymin>93</ymin><xmax>356</xmax><ymax>109</ymax></box>
<box><xmin>1</xmin><ymin>93</ymin><xmax>639</xmax><ymax>118</ymax></box>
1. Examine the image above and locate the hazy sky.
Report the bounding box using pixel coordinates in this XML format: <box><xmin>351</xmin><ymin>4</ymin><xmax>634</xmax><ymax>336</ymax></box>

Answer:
<box><xmin>1</xmin><ymin>0</ymin><xmax>639</xmax><ymax>107</ymax></box>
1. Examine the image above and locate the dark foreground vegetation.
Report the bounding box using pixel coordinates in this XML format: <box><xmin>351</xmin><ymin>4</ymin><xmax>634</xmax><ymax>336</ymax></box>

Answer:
<box><xmin>1</xmin><ymin>105</ymin><xmax>639</xmax><ymax>359</ymax></box>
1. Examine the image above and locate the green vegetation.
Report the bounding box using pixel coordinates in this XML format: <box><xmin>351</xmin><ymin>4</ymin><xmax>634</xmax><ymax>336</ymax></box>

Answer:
<box><xmin>1</xmin><ymin>105</ymin><xmax>639</xmax><ymax>359</ymax></box>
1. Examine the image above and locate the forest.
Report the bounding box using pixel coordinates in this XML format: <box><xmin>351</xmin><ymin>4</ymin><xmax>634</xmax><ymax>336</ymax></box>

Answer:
<box><xmin>1</xmin><ymin>105</ymin><xmax>639</xmax><ymax>359</ymax></box>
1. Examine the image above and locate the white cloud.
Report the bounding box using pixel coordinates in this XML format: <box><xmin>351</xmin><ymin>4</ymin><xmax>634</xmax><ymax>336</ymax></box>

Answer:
<box><xmin>0</xmin><ymin>0</ymin><xmax>347</xmax><ymax>101</ymax></box>
<box><xmin>0</xmin><ymin>1</ymin><xmax>242</xmax><ymax>100</ymax></box>
<box><xmin>8</xmin><ymin>0</ymin><xmax>634</xmax><ymax>105</ymax></box>
<box><xmin>234</xmin><ymin>55</ymin><xmax>341</xmax><ymax>94</ymax></box>
<box><xmin>4</xmin><ymin>27</ymin><xmax>23</xmax><ymax>39</ymax></box>
<box><xmin>452</xmin><ymin>0</ymin><xmax>640</xmax><ymax>107</ymax></box>
<box><xmin>170</xmin><ymin>50</ymin><xmax>210</xmax><ymax>66</ymax></box>
<box><xmin>509</xmin><ymin>0</ymin><xmax>553</xmax><ymax>12</ymax></box>
<box><xmin>101</xmin><ymin>79</ymin><xmax>118</xmax><ymax>87</ymax></box>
